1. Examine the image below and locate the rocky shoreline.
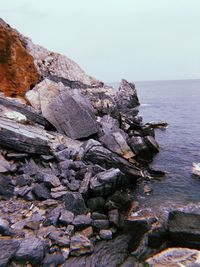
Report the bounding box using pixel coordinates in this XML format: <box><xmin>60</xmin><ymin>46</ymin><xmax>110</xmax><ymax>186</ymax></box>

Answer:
<box><xmin>0</xmin><ymin>18</ymin><xmax>199</xmax><ymax>267</ymax></box>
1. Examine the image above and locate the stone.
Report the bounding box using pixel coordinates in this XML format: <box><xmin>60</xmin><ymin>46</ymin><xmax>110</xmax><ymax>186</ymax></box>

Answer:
<box><xmin>90</xmin><ymin>168</ymin><xmax>126</xmax><ymax>197</ymax></box>
<box><xmin>100</xmin><ymin>131</ymin><xmax>135</xmax><ymax>159</ymax></box>
<box><xmin>32</xmin><ymin>183</ymin><xmax>51</xmax><ymax>200</ymax></box>
<box><xmin>65</xmin><ymin>225</ymin><xmax>75</xmax><ymax>237</ymax></box>
<box><xmin>91</xmin><ymin>212</ymin><xmax>108</xmax><ymax>220</ymax></box>
<box><xmin>70</xmin><ymin>234</ymin><xmax>94</xmax><ymax>256</ymax></box>
<box><xmin>106</xmin><ymin>191</ymin><xmax>133</xmax><ymax>211</ymax></box>
<box><xmin>0</xmin><ymin>239</ymin><xmax>19</xmax><ymax>267</ymax></box>
<box><xmin>44</xmin><ymin>206</ymin><xmax>62</xmax><ymax>226</ymax></box>
<box><xmin>99</xmin><ymin>115</ymin><xmax>120</xmax><ymax>136</ymax></box>
<box><xmin>108</xmin><ymin>209</ymin><xmax>121</xmax><ymax>228</ymax></box>
<box><xmin>168</xmin><ymin>211</ymin><xmax>200</xmax><ymax>248</ymax></box>
<box><xmin>48</xmin><ymin>231</ymin><xmax>70</xmax><ymax>247</ymax></box>
<box><xmin>0</xmin><ymin>218</ymin><xmax>10</xmax><ymax>235</ymax></box>
<box><xmin>0</xmin><ymin>174</ymin><xmax>14</xmax><ymax>199</ymax></box>
<box><xmin>115</xmin><ymin>79</ymin><xmax>140</xmax><ymax>111</ymax></box>
<box><xmin>129</xmin><ymin>136</ymin><xmax>153</xmax><ymax>161</ymax></box>
<box><xmin>148</xmin><ymin>227</ymin><xmax>168</xmax><ymax>248</ymax></box>
<box><xmin>0</xmin><ymin>20</ymin><xmax>39</xmax><ymax>97</ymax></box>
<box><xmin>43</xmin><ymin>173</ymin><xmax>61</xmax><ymax>188</ymax></box>
<box><xmin>15</xmin><ymin>237</ymin><xmax>46</xmax><ymax>264</ymax></box>
<box><xmin>73</xmin><ymin>215</ymin><xmax>92</xmax><ymax>230</ymax></box>
<box><xmin>0</xmin><ymin>159</ymin><xmax>11</xmax><ymax>173</ymax></box>
<box><xmin>99</xmin><ymin>230</ymin><xmax>112</xmax><ymax>240</ymax></box>
<box><xmin>78</xmin><ymin>226</ymin><xmax>93</xmax><ymax>238</ymax></box>
<box><xmin>144</xmin><ymin>185</ymin><xmax>153</xmax><ymax>194</ymax></box>
<box><xmin>63</xmin><ymin>192</ymin><xmax>86</xmax><ymax>215</ymax></box>
<box><xmin>43</xmin><ymin>254</ymin><xmax>65</xmax><ymax>267</ymax></box>
<box><xmin>59</xmin><ymin>210</ymin><xmax>74</xmax><ymax>226</ymax></box>
<box><xmin>87</xmin><ymin>197</ymin><xmax>106</xmax><ymax>211</ymax></box>
<box><xmin>93</xmin><ymin>220</ymin><xmax>109</xmax><ymax>231</ymax></box>
<box><xmin>144</xmin><ymin>135</ymin><xmax>159</xmax><ymax>153</ymax></box>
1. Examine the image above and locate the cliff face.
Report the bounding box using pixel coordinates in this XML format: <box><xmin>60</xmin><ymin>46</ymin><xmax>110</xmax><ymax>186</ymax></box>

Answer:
<box><xmin>0</xmin><ymin>19</ymin><xmax>39</xmax><ymax>97</ymax></box>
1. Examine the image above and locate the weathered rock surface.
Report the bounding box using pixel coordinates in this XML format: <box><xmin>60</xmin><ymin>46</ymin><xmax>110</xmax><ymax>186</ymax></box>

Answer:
<box><xmin>0</xmin><ymin>20</ymin><xmax>39</xmax><ymax>97</ymax></box>
<box><xmin>0</xmin><ymin>239</ymin><xmax>19</xmax><ymax>267</ymax></box>
<box><xmin>64</xmin><ymin>192</ymin><xmax>86</xmax><ymax>215</ymax></box>
<box><xmin>70</xmin><ymin>234</ymin><xmax>94</xmax><ymax>256</ymax></box>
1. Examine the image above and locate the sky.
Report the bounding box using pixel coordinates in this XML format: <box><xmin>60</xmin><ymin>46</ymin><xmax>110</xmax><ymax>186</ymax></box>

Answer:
<box><xmin>1</xmin><ymin>0</ymin><xmax>200</xmax><ymax>82</ymax></box>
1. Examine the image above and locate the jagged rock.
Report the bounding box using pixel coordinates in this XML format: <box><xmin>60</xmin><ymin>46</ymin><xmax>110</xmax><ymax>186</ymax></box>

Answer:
<box><xmin>0</xmin><ymin>239</ymin><xmax>19</xmax><ymax>267</ymax></box>
<box><xmin>73</xmin><ymin>215</ymin><xmax>92</xmax><ymax>230</ymax></box>
<box><xmin>90</xmin><ymin>168</ymin><xmax>126</xmax><ymax>197</ymax></box>
<box><xmin>87</xmin><ymin>197</ymin><xmax>106</xmax><ymax>211</ymax></box>
<box><xmin>44</xmin><ymin>206</ymin><xmax>62</xmax><ymax>226</ymax></box>
<box><xmin>43</xmin><ymin>253</ymin><xmax>65</xmax><ymax>267</ymax></box>
<box><xmin>43</xmin><ymin>173</ymin><xmax>61</xmax><ymax>188</ymax></box>
<box><xmin>0</xmin><ymin>218</ymin><xmax>10</xmax><ymax>235</ymax></box>
<box><xmin>70</xmin><ymin>234</ymin><xmax>94</xmax><ymax>256</ymax></box>
<box><xmin>98</xmin><ymin>115</ymin><xmax>120</xmax><ymax>136</ymax></box>
<box><xmin>0</xmin><ymin>19</ymin><xmax>39</xmax><ymax>97</ymax></box>
<box><xmin>0</xmin><ymin>158</ymin><xmax>11</xmax><ymax>173</ymax></box>
<box><xmin>144</xmin><ymin>135</ymin><xmax>159</xmax><ymax>153</ymax></box>
<box><xmin>116</xmin><ymin>79</ymin><xmax>140</xmax><ymax>111</ymax></box>
<box><xmin>0</xmin><ymin>174</ymin><xmax>14</xmax><ymax>199</ymax></box>
<box><xmin>129</xmin><ymin>136</ymin><xmax>153</xmax><ymax>161</ymax></box>
<box><xmin>26</xmin><ymin>79</ymin><xmax>98</xmax><ymax>139</ymax></box>
<box><xmin>99</xmin><ymin>230</ymin><xmax>112</xmax><ymax>240</ymax></box>
<box><xmin>59</xmin><ymin>210</ymin><xmax>75</xmax><ymax>226</ymax></box>
<box><xmin>105</xmin><ymin>191</ymin><xmax>133</xmax><ymax>211</ymax></box>
<box><xmin>48</xmin><ymin>231</ymin><xmax>70</xmax><ymax>247</ymax></box>
<box><xmin>63</xmin><ymin>192</ymin><xmax>86</xmax><ymax>215</ymax></box>
<box><xmin>100</xmin><ymin>131</ymin><xmax>134</xmax><ymax>159</ymax></box>
<box><xmin>168</xmin><ymin>211</ymin><xmax>200</xmax><ymax>248</ymax></box>
<box><xmin>83</xmin><ymin>140</ymin><xmax>142</xmax><ymax>178</ymax></box>
<box><xmin>15</xmin><ymin>237</ymin><xmax>46</xmax><ymax>265</ymax></box>
<box><xmin>32</xmin><ymin>183</ymin><xmax>51</xmax><ymax>200</ymax></box>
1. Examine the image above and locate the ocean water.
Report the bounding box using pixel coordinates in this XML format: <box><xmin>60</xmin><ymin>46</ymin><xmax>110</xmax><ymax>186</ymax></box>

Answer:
<box><xmin>135</xmin><ymin>79</ymin><xmax>200</xmax><ymax>208</ymax></box>
<box><xmin>112</xmin><ymin>79</ymin><xmax>200</xmax><ymax>208</ymax></box>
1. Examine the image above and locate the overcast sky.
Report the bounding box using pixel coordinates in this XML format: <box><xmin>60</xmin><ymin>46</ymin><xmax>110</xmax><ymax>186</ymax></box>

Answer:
<box><xmin>1</xmin><ymin>0</ymin><xmax>200</xmax><ymax>82</ymax></box>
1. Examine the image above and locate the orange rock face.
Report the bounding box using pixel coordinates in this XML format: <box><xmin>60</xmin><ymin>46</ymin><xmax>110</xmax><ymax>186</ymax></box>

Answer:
<box><xmin>0</xmin><ymin>22</ymin><xmax>39</xmax><ymax>97</ymax></box>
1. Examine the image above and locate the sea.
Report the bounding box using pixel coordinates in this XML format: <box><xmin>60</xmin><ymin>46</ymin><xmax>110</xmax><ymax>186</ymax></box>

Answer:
<box><xmin>112</xmin><ymin>79</ymin><xmax>200</xmax><ymax>209</ymax></box>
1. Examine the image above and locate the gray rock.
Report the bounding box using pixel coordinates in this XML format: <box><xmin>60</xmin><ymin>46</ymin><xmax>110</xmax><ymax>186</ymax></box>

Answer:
<box><xmin>44</xmin><ymin>206</ymin><xmax>62</xmax><ymax>226</ymax></box>
<box><xmin>87</xmin><ymin>197</ymin><xmax>106</xmax><ymax>211</ymax></box>
<box><xmin>98</xmin><ymin>115</ymin><xmax>120</xmax><ymax>136</ymax></box>
<box><xmin>73</xmin><ymin>215</ymin><xmax>92</xmax><ymax>230</ymax></box>
<box><xmin>59</xmin><ymin>210</ymin><xmax>74</xmax><ymax>226</ymax></box>
<box><xmin>16</xmin><ymin>185</ymin><xmax>31</xmax><ymax>198</ymax></box>
<box><xmin>43</xmin><ymin>253</ymin><xmax>65</xmax><ymax>267</ymax></box>
<box><xmin>99</xmin><ymin>229</ymin><xmax>112</xmax><ymax>240</ymax></box>
<box><xmin>63</xmin><ymin>192</ymin><xmax>86</xmax><ymax>215</ymax></box>
<box><xmin>93</xmin><ymin>220</ymin><xmax>109</xmax><ymax>231</ymax></box>
<box><xmin>32</xmin><ymin>183</ymin><xmax>51</xmax><ymax>200</ymax></box>
<box><xmin>168</xmin><ymin>211</ymin><xmax>200</xmax><ymax>248</ymax></box>
<box><xmin>70</xmin><ymin>234</ymin><xmax>94</xmax><ymax>256</ymax></box>
<box><xmin>43</xmin><ymin>173</ymin><xmax>61</xmax><ymax>188</ymax></box>
<box><xmin>144</xmin><ymin>135</ymin><xmax>159</xmax><ymax>153</ymax></box>
<box><xmin>65</xmin><ymin>225</ymin><xmax>75</xmax><ymax>237</ymax></box>
<box><xmin>90</xmin><ymin>168</ymin><xmax>126</xmax><ymax>197</ymax></box>
<box><xmin>15</xmin><ymin>237</ymin><xmax>46</xmax><ymax>264</ymax></box>
<box><xmin>0</xmin><ymin>239</ymin><xmax>19</xmax><ymax>267</ymax></box>
<box><xmin>48</xmin><ymin>231</ymin><xmax>70</xmax><ymax>247</ymax></box>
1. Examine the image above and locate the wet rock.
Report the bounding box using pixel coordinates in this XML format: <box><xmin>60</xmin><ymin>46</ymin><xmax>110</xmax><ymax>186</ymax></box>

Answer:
<box><xmin>148</xmin><ymin>227</ymin><xmax>168</xmax><ymax>248</ymax></box>
<box><xmin>93</xmin><ymin>220</ymin><xmax>109</xmax><ymax>231</ymax></box>
<box><xmin>146</xmin><ymin>121</ymin><xmax>168</xmax><ymax>129</ymax></box>
<box><xmin>100</xmin><ymin>131</ymin><xmax>135</xmax><ymax>159</ymax></box>
<box><xmin>0</xmin><ymin>239</ymin><xmax>19</xmax><ymax>267</ymax></box>
<box><xmin>32</xmin><ymin>183</ymin><xmax>51</xmax><ymax>200</ymax></box>
<box><xmin>59</xmin><ymin>210</ymin><xmax>74</xmax><ymax>226</ymax></box>
<box><xmin>43</xmin><ymin>253</ymin><xmax>65</xmax><ymax>267</ymax></box>
<box><xmin>90</xmin><ymin>168</ymin><xmax>126</xmax><ymax>197</ymax></box>
<box><xmin>73</xmin><ymin>215</ymin><xmax>92</xmax><ymax>230</ymax></box>
<box><xmin>15</xmin><ymin>237</ymin><xmax>46</xmax><ymax>265</ymax></box>
<box><xmin>70</xmin><ymin>234</ymin><xmax>94</xmax><ymax>256</ymax></box>
<box><xmin>105</xmin><ymin>191</ymin><xmax>133</xmax><ymax>211</ymax></box>
<box><xmin>63</xmin><ymin>192</ymin><xmax>86</xmax><ymax>215</ymax></box>
<box><xmin>16</xmin><ymin>174</ymin><xmax>32</xmax><ymax>187</ymax></box>
<box><xmin>0</xmin><ymin>174</ymin><xmax>14</xmax><ymax>199</ymax></box>
<box><xmin>168</xmin><ymin>211</ymin><xmax>200</xmax><ymax>248</ymax></box>
<box><xmin>87</xmin><ymin>197</ymin><xmax>106</xmax><ymax>211</ymax></box>
<box><xmin>144</xmin><ymin>135</ymin><xmax>159</xmax><ymax>153</ymax></box>
<box><xmin>129</xmin><ymin>136</ymin><xmax>153</xmax><ymax>161</ymax></box>
<box><xmin>99</xmin><ymin>229</ymin><xmax>112</xmax><ymax>240</ymax></box>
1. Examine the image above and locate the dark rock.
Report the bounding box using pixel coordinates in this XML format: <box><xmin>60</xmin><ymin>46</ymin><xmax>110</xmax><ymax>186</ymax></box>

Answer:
<box><xmin>21</xmin><ymin>159</ymin><xmax>38</xmax><ymax>176</ymax></box>
<box><xmin>108</xmin><ymin>209</ymin><xmax>121</xmax><ymax>228</ymax></box>
<box><xmin>44</xmin><ymin>206</ymin><xmax>62</xmax><ymax>226</ymax></box>
<box><xmin>69</xmin><ymin>161</ymin><xmax>86</xmax><ymax>171</ymax></box>
<box><xmin>90</xmin><ymin>168</ymin><xmax>126</xmax><ymax>197</ymax></box>
<box><xmin>59</xmin><ymin>159</ymin><xmax>71</xmax><ymax>179</ymax></box>
<box><xmin>0</xmin><ymin>174</ymin><xmax>14</xmax><ymax>199</ymax></box>
<box><xmin>50</xmin><ymin>185</ymin><xmax>67</xmax><ymax>199</ymax></box>
<box><xmin>168</xmin><ymin>211</ymin><xmax>200</xmax><ymax>248</ymax></box>
<box><xmin>41</xmin><ymin>89</ymin><xmax>98</xmax><ymax>139</ymax></box>
<box><xmin>99</xmin><ymin>229</ymin><xmax>112</xmax><ymax>240</ymax></box>
<box><xmin>70</xmin><ymin>234</ymin><xmax>94</xmax><ymax>256</ymax></box>
<box><xmin>148</xmin><ymin>227</ymin><xmax>168</xmax><ymax>248</ymax></box>
<box><xmin>32</xmin><ymin>183</ymin><xmax>51</xmax><ymax>200</ymax></box>
<box><xmin>67</xmin><ymin>179</ymin><xmax>80</xmax><ymax>191</ymax></box>
<box><xmin>16</xmin><ymin>185</ymin><xmax>31</xmax><ymax>197</ymax></box>
<box><xmin>59</xmin><ymin>210</ymin><xmax>74</xmax><ymax>226</ymax></box>
<box><xmin>91</xmin><ymin>212</ymin><xmax>108</xmax><ymax>220</ymax></box>
<box><xmin>87</xmin><ymin>197</ymin><xmax>106</xmax><ymax>211</ymax></box>
<box><xmin>93</xmin><ymin>220</ymin><xmax>109</xmax><ymax>231</ymax></box>
<box><xmin>40</xmin><ymin>154</ymin><xmax>54</xmax><ymax>162</ymax></box>
<box><xmin>0</xmin><ymin>239</ymin><xmax>19</xmax><ymax>267</ymax></box>
<box><xmin>66</xmin><ymin>225</ymin><xmax>75</xmax><ymax>236</ymax></box>
<box><xmin>43</xmin><ymin>253</ymin><xmax>65</xmax><ymax>267</ymax></box>
<box><xmin>105</xmin><ymin>191</ymin><xmax>133</xmax><ymax>211</ymax></box>
<box><xmin>63</xmin><ymin>192</ymin><xmax>86</xmax><ymax>215</ymax></box>
<box><xmin>79</xmin><ymin>169</ymin><xmax>92</xmax><ymax>197</ymax></box>
<box><xmin>129</xmin><ymin>136</ymin><xmax>153</xmax><ymax>161</ymax></box>
<box><xmin>16</xmin><ymin>174</ymin><xmax>32</xmax><ymax>187</ymax></box>
<box><xmin>73</xmin><ymin>215</ymin><xmax>92</xmax><ymax>230</ymax></box>
<box><xmin>0</xmin><ymin>218</ymin><xmax>10</xmax><ymax>235</ymax></box>
<box><xmin>15</xmin><ymin>237</ymin><xmax>46</xmax><ymax>265</ymax></box>
<box><xmin>144</xmin><ymin>135</ymin><xmax>159</xmax><ymax>153</ymax></box>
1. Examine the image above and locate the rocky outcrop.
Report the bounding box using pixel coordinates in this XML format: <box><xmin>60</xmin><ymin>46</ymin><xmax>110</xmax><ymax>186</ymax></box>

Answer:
<box><xmin>0</xmin><ymin>20</ymin><xmax>39</xmax><ymax>97</ymax></box>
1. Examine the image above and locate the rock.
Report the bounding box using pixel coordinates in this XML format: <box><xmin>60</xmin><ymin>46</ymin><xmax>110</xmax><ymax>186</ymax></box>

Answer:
<box><xmin>129</xmin><ymin>136</ymin><xmax>153</xmax><ymax>161</ymax></box>
<box><xmin>0</xmin><ymin>239</ymin><xmax>19</xmax><ymax>267</ymax></box>
<box><xmin>0</xmin><ymin>218</ymin><xmax>10</xmax><ymax>235</ymax></box>
<box><xmin>32</xmin><ymin>183</ymin><xmax>51</xmax><ymax>200</ymax></box>
<box><xmin>93</xmin><ymin>220</ymin><xmax>110</xmax><ymax>231</ymax></box>
<box><xmin>65</xmin><ymin>225</ymin><xmax>75</xmax><ymax>237</ymax></box>
<box><xmin>99</xmin><ymin>230</ymin><xmax>112</xmax><ymax>240</ymax></box>
<box><xmin>87</xmin><ymin>197</ymin><xmax>106</xmax><ymax>211</ymax></box>
<box><xmin>43</xmin><ymin>253</ymin><xmax>65</xmax><ymax>267</ymax></box>
<box><xmin>73</xmin><ymin>215</ymin><xmax>92</xmax><ymax>230</ymax></box>
<box><xmin>44</xmin><ymin>206</ymin><xmax>62</xmax><ymax>226</ymax></box>
<box><xmin>90</xmin><ymin>168</ymin><xmax>126</xmax><ymax>197</ymax></box>
<box><xmin>108</xmin><ymin>209</ymin><xmax>121</xmax><ymax>228</ymax></box>
<box><xmin>70</xmin><ymin>234</ymin><xmax>94</xmax><ymax>256</ymax></box>
<box><xmin>78</xmin><ymin>226</ymin><xmax>93</xmax><ymax>238</ymax></box>
<box><xmin>148</xmin><ymin>227</ymin><xmax>168</xmax><ymax>248</ymax></box>
<box><xmin>0</xmin><ymin>174</ymin><xmax>14</xmax><ymax>199</ymax></box>
<box><xmin>59</xmin><ymin>210</ymin><xmax>74</xmax><ymax>226</ymax></box>
<box><xmin>168</xmin><ymin>211</ymin><xmax>200</xmax><ymax>248</ymax></box>
<box><xmin>27</xmin><ymin>79</ymin><xmax>98</xmax><ymax>139</ymax></box>
<box><xmin>100</xmin><ymin>131</ymin><xmax>135</xmax><ymax>159</ymax></box>
<box><xmin>105</xmin><ymin>191</ymin><xmax>133</xmax><ymax>211</ymax></box>
<box><xmin>63</xmin><ymin>192</ymin><xmax>86</xmax><ymax>215</ymax></box>
<box><xmin>0</xmin><ymin>158</ymin><xmax>11</xmax><ymax>173</ymax></box>
<box><xmin>48</xmin><ymin>231</ymin><xmax>70</xmax><ymax>247</ymax></box>
<box><xmin>67</xmin><ymin>179</ymin><xmax>80</xmax><ymax>191</ymax></box>
<box><xmin>0</xmin><ymin>20</ymin><xmax>39</xmax><ymax>97</ymax></box>
<box><xmin>144</xmin><ymin>135</ymin><xmax>159</xmax><ymax>153</ymax></box>
<box><xmin>146</xmin><ymin>121</ymin><xmax>168</xmax><ymax>129</ymax></box>
<box><xmin>15</xmin><ymin>237</ymin><xmax>46</xmax><ymax>264</ymax></box>
<box><xmin>43</xmin><ymin>173</ymin><xmax>61</xmax><ymax>188</ymax></box>
<box><xmin>116</xmin><ymin>79</ymin><xmax>140</xmax><ymax>111</ymax></box>
<box><xmin>144</xmin><ymin>185</ymin><xmax>153</xmax><ymax>194</ymax></box>
<box><xmin>83</xmin><ymin>139</ymin><xmax>142</xmax><ymax>178</ymax></box>
<box><xmin>91</xmin><ymin>212</ymin><xmax>108</xmax><ymax>220</ymax></box>
<box><xmin>99</xmin><ymin>115</ymin><xmax>120</xmax><ymax>136</ymax></box>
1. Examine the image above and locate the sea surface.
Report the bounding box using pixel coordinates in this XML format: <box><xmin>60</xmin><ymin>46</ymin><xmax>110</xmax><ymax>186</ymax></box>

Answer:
<box><xmin>113</xmin><ymin>79</ymin><xmax>200</xmax><ymax>208</ymax></box>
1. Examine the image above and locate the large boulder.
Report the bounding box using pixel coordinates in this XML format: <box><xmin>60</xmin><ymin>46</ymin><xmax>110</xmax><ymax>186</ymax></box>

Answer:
<box><xmin>0</xmin><ymin>19</ymin><xmax>39</xmax><ymax>97</ymax></box>
<box><xmin>26</xmin><ymin>79</ymin><xmax>98</xmax><ymax>139</ymax></box>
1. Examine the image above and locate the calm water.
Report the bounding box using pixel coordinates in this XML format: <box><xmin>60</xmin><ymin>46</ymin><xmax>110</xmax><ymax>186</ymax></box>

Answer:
<box><xmin>134</xmin><ymin>79</ymin><xmax>200</xmax><ymax>208</ymax></box>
